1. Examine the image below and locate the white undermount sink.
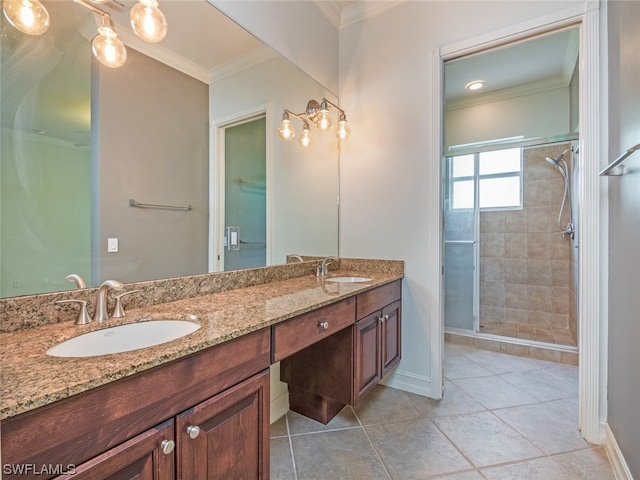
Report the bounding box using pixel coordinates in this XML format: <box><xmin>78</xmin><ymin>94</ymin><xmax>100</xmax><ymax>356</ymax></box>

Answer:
<box><xmin>46</xmin><ymin>320</ymin><xmax>201</xmax><ymax>358</ymax></box>
<box><xmin>325</xmin><ymin>276</ymin><xmax>373</xmax><ymax>283</ymax></box>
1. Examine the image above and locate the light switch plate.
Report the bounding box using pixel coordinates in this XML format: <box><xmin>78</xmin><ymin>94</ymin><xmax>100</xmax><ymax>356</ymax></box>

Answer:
<box><xmin>107</xmin><ymin>237</ymin><xmax>119</xmax><ymax>253</ymax></box>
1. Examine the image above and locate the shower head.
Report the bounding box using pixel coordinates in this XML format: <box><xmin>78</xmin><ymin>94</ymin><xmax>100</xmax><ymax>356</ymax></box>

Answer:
<box><xmin>545</xmin><ymin>149</ymin><xmax>572</xmax><ymax>178</ymax></box>
<box><xmin>545</xmin><ymin>156</ymin><xmax>567</xmax><ymax>177</ymax></box>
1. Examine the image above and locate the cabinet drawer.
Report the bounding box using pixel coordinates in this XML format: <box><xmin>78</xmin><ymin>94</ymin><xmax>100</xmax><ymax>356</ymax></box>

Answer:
<box><xmin>356</xmin><ymin>280</ymin><xmax>401</xmax><ymax>319</ymax></box>
<box><xmin>272</xmin><ymin>298</ymin><xmax>355</xmax><ymax>362</ymax></box>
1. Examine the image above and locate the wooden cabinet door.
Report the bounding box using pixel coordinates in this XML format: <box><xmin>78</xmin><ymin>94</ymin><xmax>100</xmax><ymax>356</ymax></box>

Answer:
<box><xmin>381</xmin><ymin>300</ymin><xmax>402</xmax><ymax>376</ymax></box>
<box><xmin>53</xmin><ymin>420</ymin><xmax>175</xmax><ymax>480</ymax></box>
<box><xmin>176</xmin><ymin>369</ymin><xmax>270</xmax><ymax>480</ymax></box>
<box><xmin>354</xmin><ymin>311</ymin><xmax>381</xmax><ymax>400</ymax></box>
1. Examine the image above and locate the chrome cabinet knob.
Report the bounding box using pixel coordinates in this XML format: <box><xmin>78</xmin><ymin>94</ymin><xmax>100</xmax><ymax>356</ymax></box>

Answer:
<box><xmin>318</xmin><ymin>321</ymin><xmax>329</xmax><ymax>330</ymax></box>
<box><xmin>187</xmin><ymin>425</ymin><xmax>201</xmax><ymax>439</ymax></box>
<box><xmin>160</xmin><ymin>440</ymin><xmax>175</xmax><ymax>455</ymax></box>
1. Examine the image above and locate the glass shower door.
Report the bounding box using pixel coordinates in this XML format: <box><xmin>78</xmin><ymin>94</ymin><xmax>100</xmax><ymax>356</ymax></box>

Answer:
<box><xmin>444</xmin><ymin>155</ymin><xmax>479</xmax><ymax>332</ymax></box>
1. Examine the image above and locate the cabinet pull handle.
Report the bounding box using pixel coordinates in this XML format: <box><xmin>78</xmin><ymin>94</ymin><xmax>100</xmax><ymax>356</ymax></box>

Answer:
<box><xmin>160</xmin><ymin>440</ymin><xmax>175</xmax><ymax>454</ymax></box>
<box><xmin>187</xmin><ymin>425</ymin><xmax>201</xmax><ymax>439</ymax></box>
<box><xmin>379</xmin><ymin>314</ymin><xmax>388</xmax><ymax>323</ymax></box>
<box><xmin>318</xmin><ymin>321</ymin><xmax>329</xmax><ymax>330</ymax></box>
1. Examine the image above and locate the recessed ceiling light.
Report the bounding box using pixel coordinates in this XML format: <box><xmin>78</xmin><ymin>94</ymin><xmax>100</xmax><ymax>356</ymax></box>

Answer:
<box><xmin>465</xmin><ymin>80</ymin><xmax>485</xmax><ymax>91</ymax></box>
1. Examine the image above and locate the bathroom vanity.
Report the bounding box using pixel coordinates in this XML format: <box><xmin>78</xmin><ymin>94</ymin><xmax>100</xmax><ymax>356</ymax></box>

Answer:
<box><xmin>0</xmin><ymin>263</ymin><xmax>402</xmax><ymax>480</ymax></box>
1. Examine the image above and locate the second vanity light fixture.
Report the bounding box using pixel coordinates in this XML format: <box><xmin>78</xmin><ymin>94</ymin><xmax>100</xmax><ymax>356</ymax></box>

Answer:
<box><xmin>278</xmin><ymin>98</ymin><xmax>351</xmax><ymax>148</ymax></box>
<box><xmin>2</xmin><ymin>0</ymin><xmax>168</xmax><ymax>68</ymax></box>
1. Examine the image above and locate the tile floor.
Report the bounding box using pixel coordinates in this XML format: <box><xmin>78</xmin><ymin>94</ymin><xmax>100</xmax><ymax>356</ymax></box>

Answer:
<box><xmin>270</xmin><ymin>342</ymin><xmax>615</xmax><ymax>479</ymax></box>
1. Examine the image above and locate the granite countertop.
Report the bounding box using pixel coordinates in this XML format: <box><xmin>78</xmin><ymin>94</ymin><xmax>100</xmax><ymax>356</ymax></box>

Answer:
<box><xmin>0</xmin><ymin>270</ymin><xmax>402</xmax><ymax>420</ymax></box>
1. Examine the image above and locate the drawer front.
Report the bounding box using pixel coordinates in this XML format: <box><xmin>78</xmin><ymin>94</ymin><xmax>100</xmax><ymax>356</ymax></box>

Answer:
<box><xmin>356</xmin><ymin>280</ymin><xmax>401</xmax><ymax>320</ymax></box>
<box><xmin>272</xmin><ymin>298</ymin><xmax>355</xmax><ymax>362</ymax></box>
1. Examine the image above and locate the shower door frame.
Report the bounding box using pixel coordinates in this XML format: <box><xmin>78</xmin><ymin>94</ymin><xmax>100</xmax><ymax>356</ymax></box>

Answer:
<box><xmin>443</xmin><ymin>154</ymin><xmax>481</xmax><ymax>334</ymax></box>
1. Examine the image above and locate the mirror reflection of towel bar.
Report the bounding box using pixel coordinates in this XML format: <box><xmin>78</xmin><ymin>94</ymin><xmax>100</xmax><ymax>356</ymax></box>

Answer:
<box><xmin>129</xmin><ymin>199</ymin><xmax>192</xmax><ymax>211</ymax></box>
<box><xmin>599</xmin><ymin>142</ymin><xmax>640</xmax><ymax>176</ymax></box>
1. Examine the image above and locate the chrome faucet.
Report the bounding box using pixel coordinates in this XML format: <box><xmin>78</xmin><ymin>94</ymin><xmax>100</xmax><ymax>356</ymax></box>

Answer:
<box><xmin>65</xmin><ymin>274</ymin><xmax>86</xmax><ymax>289</ymax></box>
<box><xmin>94</xmin><ymin>280</ymin><xmax>124</xmax><ymax>322</ymax></box>
<box><xmin>317</xmin><ymin>257</ymin><xmax>338</xmax><ymax>277</ymax></box>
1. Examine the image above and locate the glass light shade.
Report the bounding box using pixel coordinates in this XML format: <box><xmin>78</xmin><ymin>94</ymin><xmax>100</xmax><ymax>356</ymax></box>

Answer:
<box><xmin>317</xmin><ymin>109</ymin><xmax>332</xmax><ymax>131</ymax></box>
<box><xmin>92</xmin><ymin>26</ymin><xmax>128</xmax><ymax>68</ymax></box>
<box><xmin>278</xmin><ymin>119</ymin><xmax>295</xmax><ymax>141</ymax></box>
<box><xmin>2</xmin><ymin>0</ymin><xmax>49</xmax><ymax>35</ymax></box>
<box><xmin>336</xmin><ymin>120</ymin><xmax>351</xmax><ymax>141</ymax></box>
<box><xmin>130</xmin><ymin>0</ymin><xmax>168</xmax><ymax>43</ymax></box>
<box><xmin>298</xmin><ymin>126</ymin><xmax>313</xmax><ymax>148</ymax></box>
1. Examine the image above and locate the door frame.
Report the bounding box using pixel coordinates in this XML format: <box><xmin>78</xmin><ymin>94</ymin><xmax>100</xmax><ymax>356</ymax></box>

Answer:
<box><xmin>209</xmin><ymin>103</ymin><xmax>273</xmax><ymax>273</ymax></box>
<box><xmin>430</xmin><ymin>3</ymin><xmax>605</xmax><ymax>443</ymax></box>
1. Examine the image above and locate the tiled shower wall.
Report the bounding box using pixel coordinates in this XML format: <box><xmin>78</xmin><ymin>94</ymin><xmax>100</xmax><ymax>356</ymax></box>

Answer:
<box><xmin>479</xmin><ymin>143</ymin><xmax>578</xmax><ymax>347</ymax></box>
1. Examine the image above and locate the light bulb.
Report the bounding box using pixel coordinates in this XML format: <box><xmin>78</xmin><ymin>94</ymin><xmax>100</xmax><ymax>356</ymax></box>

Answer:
<box><xmin>92</xmin><ymin>20</ymin><xmax>127</xmax><ymax>68</ymax></box>
<box><xmin>298</xmin><ymin>123</ymin><xmax>313</xmax><ymax>148</ymax></box>
<box><xmin>336</xmin><ymin>119</ymin><xmax>351</xmax><ymax>141</ymax></box>
<box><xmin>2</xmin><ymin>0</ymin><xmax>49</xmax><ymax>35</ymax></box>
<box><xmin>130</xmin><ymin>0</ymin><xmax>168</xmax><ymax>43</ymax></box>
<box><xmin>317</xmin><ymin>108</ymin><xmax>332</xmax><ymax>131</ymax></box>
<box><xmin>278</xmin><ymin>118</ymin><xmax>295</xmax><ymax>141</ymax></box>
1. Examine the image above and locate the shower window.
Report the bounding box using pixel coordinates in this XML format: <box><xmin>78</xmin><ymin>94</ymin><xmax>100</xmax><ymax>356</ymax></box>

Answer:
<box><xmin>448</xmin><ymin>147</ymin><xmax>522</xmax><ymax>211</ymax></box>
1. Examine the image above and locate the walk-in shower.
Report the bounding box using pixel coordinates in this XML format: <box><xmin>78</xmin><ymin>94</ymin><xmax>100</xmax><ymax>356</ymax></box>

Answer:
<box><xmin>444</xmin><ymin>142</ymin><xmax>579</xmax><ymax>359</ymax></box>
<box><xmin>545</xmin><ymin>148</ymin><xmax>575</xmax><ymax>239</ymax></box>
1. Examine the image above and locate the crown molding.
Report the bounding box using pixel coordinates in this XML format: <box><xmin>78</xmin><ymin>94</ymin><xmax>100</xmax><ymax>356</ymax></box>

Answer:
<box><xmin>446</xmin><ymin>77</ymin><xmax>571</xmax><ymax>111</ymax></box>
<box><xmin>208</xmin><ymin>45</ymin><xmax>278</xmax><ymax>84</ymax></box>
<box><xmin>312</xmin><ymin>0</ymin><xmax>402</xmax><ymax>29</ymax></box>
<box><xmin>339</xmin><ymin>1</ymin><xmax>402</xmax><ymax>28</ymax></box>
<box><xmin>312</xmin><ymin>0</ymin><xmax>342</xmax><ymax>28</ymax></box>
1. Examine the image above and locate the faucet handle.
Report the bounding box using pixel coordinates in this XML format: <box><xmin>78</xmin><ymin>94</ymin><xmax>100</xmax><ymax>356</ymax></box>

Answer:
<box><xmin>112</xmin><ymin>290</ymin><xmax>141</xmax><ymax>318</ymax></box>
<box><xmin>56</xmin><ymin>300</ymin><xmax>92</xmax><ymax>325</ymax></box>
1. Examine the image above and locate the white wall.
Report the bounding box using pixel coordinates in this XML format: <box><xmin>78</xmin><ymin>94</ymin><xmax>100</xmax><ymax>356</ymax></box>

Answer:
<box><xmin>210</xmin><ymin>1</ymin><xmax>339</xmax><ymax>95</ymax></box>
<box><xmin>338</xmin><ymin>1</ymin><xmax>585</xmax><ymax>397</ymax></box>
<box><xmin>445</xmin><ymin>87</ymin><xmax>570</xmax><ymax>148</ymax></box>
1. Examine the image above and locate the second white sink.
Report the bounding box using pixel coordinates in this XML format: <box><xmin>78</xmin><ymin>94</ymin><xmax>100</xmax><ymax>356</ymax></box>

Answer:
<box><xmin>326</xmin><ymin>276</ymin><xmax>373</xmax><ymax>283</ymax></box>
<box><xmin>46</xmin><ymin>320</ymin><xmax>201</xmax><ymax>358</ymax></box>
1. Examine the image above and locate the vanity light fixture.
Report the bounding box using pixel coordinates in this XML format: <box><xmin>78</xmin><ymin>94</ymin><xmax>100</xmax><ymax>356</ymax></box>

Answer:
<box><xmin>129</xmin><ymin>0</ymin><xmax>168</xmax><ymax>43</ymax></box>
<box><xmin>278</xmin><ymin>98</ymin><xmax>351</xmax><ymax>147</ymax></box>
<box><xmin>2</xmin><ymin>0</ymin><xmax>50</xmax><ymax>35</ymax></box>
<box><xmin>91</xmin><ymin>14</ymin><xmax>128</xmax><ymax>68</ymax></box>
<box><xmin>465</xmin><ymin>80</ymin><xmax>485</xmax><ymax>91</ymax></box>
<box><xmin>4</xmin><ymin>0</ymin><xmax>168</xmax><ymax>68</ymax></box>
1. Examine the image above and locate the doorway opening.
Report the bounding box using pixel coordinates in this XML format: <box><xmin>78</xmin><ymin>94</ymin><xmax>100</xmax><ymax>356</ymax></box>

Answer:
<box><xmin>212</xmin><ymin>111</ymin><xmax>268</xmax><ymax>272</ymax></box>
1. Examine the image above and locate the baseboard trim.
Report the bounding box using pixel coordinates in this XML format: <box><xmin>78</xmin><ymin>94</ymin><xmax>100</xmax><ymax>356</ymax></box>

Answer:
<box><xmin>380</xmin><ymin>369</ymin><xmax>434</xmax><ymax>398</ymax></box>
<box><xmin>603</xmin><ymin>423</ymin><xmax>634</xmax><ymax>480</ymax></box>
<box><xmin>270</xmin><ymin>391</ymin><xmax>289</xmax><ymax>424</ymax></box>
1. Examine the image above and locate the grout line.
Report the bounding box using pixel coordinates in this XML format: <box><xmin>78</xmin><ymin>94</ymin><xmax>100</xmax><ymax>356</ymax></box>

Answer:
<box><xmin>284</xmin><ymin>414</ymin><xmax>299</xmax><ymax>480</ymax></box>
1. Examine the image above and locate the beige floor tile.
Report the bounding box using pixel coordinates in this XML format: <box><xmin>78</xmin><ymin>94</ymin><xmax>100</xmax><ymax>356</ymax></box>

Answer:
<box><xmin>551</xmin><ymin>447</ymin><xmax>616</xmax><ymax>480</ymax></box>
<box><xmin>499</xmin><ymin>369</ymin><xmax>577</xmax><ymax>402</ymax></box>
<box><xmin>434</xmin><ymin>471</ymin><xmax>486</xmax><ymax>479</ymax></box>
<box><xmin>407</xmin><ymin>381</ymin><xmax>485</xmax><ymax>417</ymax></box>
<box><xmin>270</xmin><ymin>416</ymin><xmax>288</xmax><ymax>438</ymax></box>
<box><xmin>444</xmin><ymin>355</ymin><xmax>493</xmax><ymax>379</ymax></box>
<box><xmin>353</xmin><ymin>385</ymin><xmax>423</xmax><ymax>426</ymax></box>
<box><xmin>366</xmin><ymin>416</ymin><xmax>471</xmax><ymax>479</ymax></box>
<box><xmin>270</xmin><ymin>437</ymin><xmax>296</xmax><ymax>480</ymax></box>
<box><xmin>452</xmin><ymin>375</ymin><xmax>537</xmax><ymax>409</ymax></box>
<box><xmin>432</xmin><ymin>411</ymin><xmax>543</xmax><ymax>468</ymax></box>
<box><xmin>286</xmin><ymin>406</ymin><xmax>359</xmax><ymax>435</ymax></box>
<box><xmin>291</xmin><ymin>428</ymin><xmax>390</xmax><ymax>480</ymax></box>
<box><xmin>493</xmin><ymin>403</ymin><xmax>589</xmax><ymax>454</ymax></box>
<box><xmin>481</xmin><ymin>456</ymin><xmax>579</xmax><ymax>479</ymax></box>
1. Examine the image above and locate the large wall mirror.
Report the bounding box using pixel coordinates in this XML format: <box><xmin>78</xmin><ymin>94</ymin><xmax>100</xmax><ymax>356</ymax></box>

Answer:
<box><xmin>1</xmin><ymin>1</ymin><xmax>340</xmax><ymax>298</ymax></box>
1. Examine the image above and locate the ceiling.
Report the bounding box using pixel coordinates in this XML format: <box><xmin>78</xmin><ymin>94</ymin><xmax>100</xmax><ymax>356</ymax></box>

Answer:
<box><xmin>445</xmin><ymin>27</ymin><xmax>580</xmax><ymax>106</ymax></box>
